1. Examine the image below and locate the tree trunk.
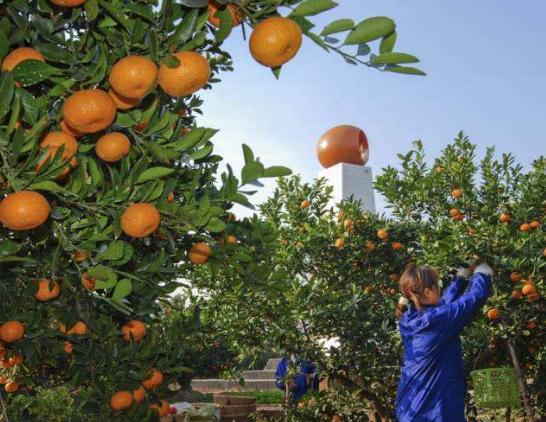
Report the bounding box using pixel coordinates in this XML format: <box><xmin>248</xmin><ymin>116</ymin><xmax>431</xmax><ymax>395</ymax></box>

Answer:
<box><xmin>506</xmin><ymin>340</ymin><xmax>535</xmax><ymax>422</ymax></box>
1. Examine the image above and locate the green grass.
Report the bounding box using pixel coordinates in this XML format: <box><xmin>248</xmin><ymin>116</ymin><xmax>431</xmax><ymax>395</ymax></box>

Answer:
<box><xmin>221</xmin><ymin>391</ymin><xmax>284</xmax><ymax>405</ymax></box>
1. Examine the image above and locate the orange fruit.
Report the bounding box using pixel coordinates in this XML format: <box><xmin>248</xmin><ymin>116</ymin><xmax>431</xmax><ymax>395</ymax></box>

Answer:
<box><xmin>227</xmin><ymin>235</ymin><xmax>237</xmax><ymax>245</ymax></box>
<box><xmin>2</xmin><ymin>47</ymin><xmax>45</xmax><ymax>72</ymax></box>
<box><xmin>451</xmin><ymin>189</ymin><xmax>463</xmax><ymax>199</ymax></box>
<box><xmin>64</xmin><ymin>341</ymin><xmax>73</xmax><ymax>354</ymax></box>
<box><xmin>167</xmin><ymin>192</ymin><xmax>175</xmax><ymax>203</ymax></box>
<box><xmin>208</xmin><ymin>1</ymin><xmax>243</xmax><ymax>27</ymax></box>
<box><xmin>527</xmin><ymin>293</ymin><xmax>540</xmax><ymax>303</ymax></box>
<box><xmin>133</xmin><ymin>385</ymin><xmax>146</xmax><ymax>403</ymax></box>
<box><xmin>109</xmin><ymin>55</ymin><xmax>158</xmax><ymax>99</ymax></box>
<box><xmin>377</xmin><ymin>229</ymin><xmax>388</xmax><ymax>240</ymax></box>
<box><xmin>142</xmin><ymin>369</ymin><xmax>163</xmax><ymax>389</ymax></box>
<box><xmin>189</xmin><ymin>242</ymin><xmax>212</xmax><ymax>265</ymax></box>
<box><xmin>121</xmin><ymin>203</ymin><xmax>161</xmax><ymax>238</ymax></box>
<box><xmin>249</xmin><ymin>17</ymin><xmax>302</xmax><ymax>68</ymax></box>
<box><xmin>4</xmin><ymin>382</ymin><xmax>19</xmax><ymax>393</ymax></box>
<box><xmin>62</xmin><ymin>89</ymin><xmax>116</xmax><ymax>134</ymax></box>
<box><xmin>520</xmin><ymin>223</ymin><xmax>531</xmax><ymax>232</ymax></box>
<box><xmin>300</xmin><ymin>199</ymin><xmax>311</xmax><ymax>209</ymax></box>
<box><xmin>121</xmin><ymin>320</ymin><xmax>146</xmax><ymax>342</ymax></box>
<box><xmin>62</xmin><ymin>321</ymin><xmax>87</xmax><ymax>336</ymax></box>
<box><xmin>95</xmin><ymin>132</ymin><xmax>131</xmax><ymax>162</ymax></box>
<box><xmin>511</xmin><ymin>290</ymin><xmax>523</xmax><ymax>299</ymax></box>
<box><xmin>150</xmin><ymin>400</ymin><xmax>170</xmax><ymax>417</ymax></box>
<box><xmin>108</xmin><ymin>89</ymin><xmax>140</xmax><ymax>111</ymax></box>
<box><xmin>343</xmin><ymin>219</ymin><xmax>353</xmax><ymax>230</ymax></box>
<box><xmin>391</xmin><ymin>241</ymin><xmax>403</xmax><ymax>250</ymax></box>
<box><xmin>110</xmin><ymin>391</ymin><xmax>133</xmax><ymax>411</ymax></box>
<box><xmin>453</xmin><ymin>213</ymin><xmax>464</xmax><ymax>221</ymax></box>
<box><xmin>332</xmin><ymin>415</ymin><xmax>341</xmax><ymax>422</ymax></box>
<box><xmin>8</xmin><ymin>353</ymin><xmax>23</xmax><ymax>366</ymax></box>
<box><xmin>158</xmin><ymin>51</ymin><xmax>210</xmax><ymax>97</ymax></box>
<box><xmin>81</xmin><ymin>272</ymin><xmax>96</xmax><ymax>291</ymax></box>
<box><xmin>73</xmin><ymin>250</ymin><xmax>88</xmax><ymax>263</ymax></box>
<box><xmin>364</xmin><ymin>286</ymin><xmax>373</xmax><ymax>294</ymax></box>
<box><xmin>449</xmin><ymin>208</ymin><xmax>460</xmax><ymax>217</ymax></box>
<box><xmin>0</xmin><ymin>191</ymin><xmax>50</xmax><ymax>230</ymax></box>
<box><xmin>50</xmin><ymin>0</ymin><xmax>87</xmax><ymax>7</ymax></box>
<box><xmin>522</xmin><ymin>283</ymin><xmax>537</xmax><ymax>296</ymax></box>
<box><xmin>510</xmin><ymin>272</ymin><xmax>522</xmax><ymax>283</ymax></box>
<box><xmin>499</xmin><ymin>212</ymin><xmax>511</xmax><ymax>223</ymax></box>
<box><xmin>36</xmin><ymin>131</ymin><xmax>78</xmax><ymax>176</ymax></box>
<box><xmin>0</xmin><ymin>321</ymin><xmax>25</xmax><ymax>343</ymax></box>
<box><xmin>529</xmin><ymin>220</ymin><xmax>541</xmax><ymax>229</ymax></box>
<box><xmin>487</xmin><ymin>308</ymin><xmax>500</xmax><ymax>321</ymax></box>
<box><xmin>335</xmin><ymin>238</ymin><xmax>345</xmax><ymax>249</ymax></box>
<box><xmin>435</xmin><ymin>166</ymin><xmax>445</xmax><ymax>174</ymax></box>
<box><xmin>35</xmin><ymin>278</ymin><xmax>60</xmax><ymax>301</ymax></box>
<box><xmin>59</xmin><ymin>119</ymin><xmax>85</xmax><ymax>137</ymax></box>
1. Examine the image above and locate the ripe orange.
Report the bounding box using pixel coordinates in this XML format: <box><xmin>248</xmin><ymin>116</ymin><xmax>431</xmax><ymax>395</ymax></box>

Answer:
<box><xmin>527</xmin><ymin>293</ymin><xmax>540</xmax><ymax>303</ymax></box>
<box><xmin>300</xmin><ymin>199</ymin><xmax>311</xmax><ymax>209</ymax></box>
<box><xmin>8</xmin><ymin>353</ymin><xmax>23</xmax><ymax>366</ymax></box>
<box><xmin>451</xmin><ymin>189</ymin><xmax>463</xmax><ymax>199</ymax></box>
<box><xmin>522</xmin><ymin>283</ymin><xmax>537</xmax><ymax>296</ymax></box>
<box><xmin>59</xmin><ymin>119</ymin><xmax>85</xmax><ymax>137</ymax></box>
<box><xmin>509</xmin><ymin>272</ymin><xmax>522</xmax><ymax>283</ymax></box>
<box><xmin>487</xmin><ymin>308</ymin><xmax>500</xmax><ymax>321</ymax></box>
<box><xmin>208</xmin><ymin>1</ymin><xmax>243</xmax><ymax>27</ymax></box>
<box><xmin>449</xmin><ymin>208</ymin><xmax>460</xmax><ymax>217</ymax></box>
<box><xmin>61</xmin><ymin>321</ymin><xmax>88</xmax><ymax>336</ymax></box>
<box><xmin>167</xmin><ymin>192</ymin><xmax>175</xmax><ymax>203</ymax></box>
<box><xmin>511</xmin><ymin>290</ymin><xmax>522</xmax><ymax>299</ymax></box>
<box><xmin>121</xmin><ymin>320</ymin><xmax>146</xmax><ymax>342</ymax></box>
<box><xmin>0</xmin><ymin>191</ymin><xmax>50</xmax><ymax>230</ymax></box>
<box><xmin>108</xmin><ymin>89</ymin><xmax>140</xmax><ymax>111</ymax></box>
<box><xmin>364</xmin><ymin>286</ymin><xmax>373</xmax><ymax>294</ymax></box>
<box><xmin>249</xmin><ymin>17</ymin><xmax>302</xmax><ymax>68</ymax></box>
<box><xmin>35</xmin><ymin>279</ymin><xmax>60</xmax><ymax>301</ymax></box>
<box><xmin>159</xmin><ymin>51</ymin><xmax>210</xmax><ymax>97</ymax></box>
<box><xmin>435</xmin><ymin>166</ymin><xmax>445</xmax><ymax>174</ymax></box>
<box><xmin>189</xmin><ymin>242</ymin><xmax>212</xmax><ymax>265</ymax></box>
<box><xmin>0</xmin><ymin>321</ymin><xmax>25</xmax><ymax>343</ymax></box>
<box><xmin>343</xmin><ymin>219</ymin><xmax>353</xmax><ymax>230</ymax></box>
<box><xmin>81</xmin><ymin>273</ymin><xmax>96</xmax><ymax>291</ymax></box>
<box><xmin>121</xmin><ymin>203</ymin><xmax>161</xmax><ymax>238</ymax></box>
<box><xmin>227</xmin><ymin>235</ymin><xmax>237</xmax><ymax>245</ymax></box>
<box><xmin>529</xmin><ymin>220</ymin><xmax>541</xmax><ymax>229</ymax></box>
<box><xmin>110</xmin><ymin>391</ymin><xmax>133</xmax><ymax>411</ymax></box>
<box><xmin>4</xmin><ymin>382</ymin><xmax>19</xmax><ymax>393</ymax></box>
<box><xmin>335</xmin><ymin>238</ymin><xmax>345</xmax><ymax>249</ymax></box>
<box><xmin>391</xmin><ymin>241</ymin><xmax>403</xmax><ymax>250</ymax></box>
<box><xmin>520</xmin><ymin>223</ymin><xmax>530</xmax><ymax>232</ymax></box>
<box><xmin>73</xmin><ymin>250</ymin><xmax>88</xmax><ymax>263</ymax></box>
<box><xmin>142</xmin><ymin>369</ymin><xmax>163</xmax><ymax>389</ymax></box>
<box><xmin>95</xmin><ymin>132</ymin><xmax>131</xmax><ymax>162</ymax></box>
<box><xmin>109</xmin><ymin>56</ymin><xmax>158</xmax><ymax>99</ymax></box>
<box><xmin>2</xmin><ymin>47</ymin><xmax>45</xmax><ymax>72</ymax></box>
<box><xmin>499</xmin><ymin>213</ymin><xmax>511</xmax><ymax>223</ymax></box>
<box><xmin>150</xmin><ymin>400</ymin><xmax>170</xmax><ymax>417</ymax></box>
<box><xmin>62</xmin><ymin>89</ymin><xmax>117</xmax><ymax>134</ymax></box>
<box><xmin>64</xmin><ymin>341</ymin><xmax>73</xmax><ymax>354</ymax></box>
<box><xmin>377</xmin><ymin>229</ymin><xmax>388</xmax><ymax>240</ymax></box>
<box><xmin>133</xmin><ymin>385</ymin><xmax>146</xmax><ymax>403</ymax></box>
<box><xmin>50</xmin><ymin>0</ymin><xmax>87</xmax><ymax>7</ymax></box>
<box><xmin>37</xmin><ymin>131</ymin><xmax>78</xmax><ymax>176</ymax></box>
<box><xmin>453</xmin><ymin>213</ymin><xmax>464</xmax><ymax>221</ymax></box>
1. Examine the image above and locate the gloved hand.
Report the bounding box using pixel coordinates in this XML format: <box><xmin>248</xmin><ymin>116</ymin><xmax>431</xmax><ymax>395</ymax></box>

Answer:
<box><xmin>456</xmin><ymin>267</ymin><xmax>471</xmax><ymax>279</ymax></box>
<box><xmin>474</xmin><ymin>262</ymin><xmax>493</xmax><ymax>277</ymax></box>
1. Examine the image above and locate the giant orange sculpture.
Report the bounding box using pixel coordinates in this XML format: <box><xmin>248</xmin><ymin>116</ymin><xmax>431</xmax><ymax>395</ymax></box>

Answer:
<box><xmin>317</xmin><ymin>125</ymin><xmax>369</xmax><ymax>169</ymax></box>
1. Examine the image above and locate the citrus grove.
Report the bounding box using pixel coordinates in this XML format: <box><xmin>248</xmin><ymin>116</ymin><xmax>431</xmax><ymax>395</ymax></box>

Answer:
<box><xmin>0</xmin><ymin>0</ymin><xmax>424</xmax><ymax>420</ymax></box>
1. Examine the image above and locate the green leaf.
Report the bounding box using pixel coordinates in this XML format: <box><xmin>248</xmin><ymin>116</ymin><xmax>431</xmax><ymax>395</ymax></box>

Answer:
<box><xmin>205</xmin><ymin>218</ymin><xmax>226</xmax><ymax>233</ymax></box>
<box><xmin>306</xmin><ymin>32</ymin><xmax>329</xmax><ymax>52</ymax></box>
<box><xmin>0</xmin><ymin>239</ymin><xmax>21</xmax><ymax>257</ymax></box>
<box><xmin>241</xmin><ymin>161</ymin><xmax>264</xmax><ymax>185</ymax></box>
<box><xmin>98</xmin><ymin>241</ymin><xmax>126</xmax><ymax>261</ymax></box>
<box><xmin>0</xmin><ymin>72</ymin><xmax>15</xmax><ymax>120</ymax></box>
<box><xmin>371</xmin><ymin>52</ymin><xmax>419</xmax><ymax>65</ymax></box>
<box><xmin>386</xmin><ymin>66</ymin><xmax>426</xmax><ymax>76</ymax></box>
<box><xmin>321</xmin><ymin>19</ymin><xmax>354</xmax><ymax>36</ymax></box>
<box><xmin>290</xmin><ymin>0</ymin><xmax>337</xmax><ymax>17</ymax></box>
<box><xmin>113</xmin><ymin>278</ymin><xmax>133</xmax><ymax>300</ymax></box>
<box><xmin>89</xmin><ymin>265</ymin><xmax>118</xmax><ymax>289</ymax></box>
<box><xmin>344</xmin><ymin>17</ymin><xmax>395</xmax><ymax>45</ymax></box>
<box><xmin>380</xmin><ymin>31</ymin><xmax>397</xmax><ymax>54</ymax></box>
<box><xmin>12</xmin><ymin>60</ymin><xmax>63</xmax><ymax>86</ymax></box>
<box><xmin>29</xmin><ymin>181</ymin><xmax>65</xmax><ymax>193</ymax></box>
<box><xmin>242</xmin><ymin>144</ymin><xmax>254</xmax><ymax>165</ymax></box>
<box><xmin>263</xmin><ymin>166</ymin><xmax>292</xmax><ymax>178</ymax></box>
<box><xmin>0</xmin><ymin>30</ymin><xmax>8</xmax><ymax>62</ymax></box>
<box><xmin>136</xmin><ymin>167</ymin><xmax>176</xmax><ymax>184</ymax></box>
<box><xmin>271</xmin><ymin>66</ymin><xmax>282</xmax><ymax>79</ymax></box>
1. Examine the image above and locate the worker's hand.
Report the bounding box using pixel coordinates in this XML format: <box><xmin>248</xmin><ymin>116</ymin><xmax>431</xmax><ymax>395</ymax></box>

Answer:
<box><xmin>474</xmin><ymin>262</ymin><xmax>493</xmax><ymax>277</ymax></box>
<box><xmin>456</xmin><ymin>267</ymin><xmax>471</xmax><ymax>279</ymax></box>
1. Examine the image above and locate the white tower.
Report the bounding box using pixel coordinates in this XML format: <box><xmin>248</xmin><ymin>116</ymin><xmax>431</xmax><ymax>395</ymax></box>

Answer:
<box><xmin>316</xmin><ymin>125</ymin><xmax>376</xmax><ymax>213</ymax></box>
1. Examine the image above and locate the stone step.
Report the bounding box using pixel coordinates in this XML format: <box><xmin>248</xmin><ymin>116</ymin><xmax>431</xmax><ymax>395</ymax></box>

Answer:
<box><xmin>241</xmin><ymin>370</ymin><xmax>276</xmax><ymax>380</ymax></box>
<box><xmin>263</xmin><ymin>358</ymin><xmax>282</xmax><ymax>370</ymax></box>
<box><xmin>192</xmin><ymin>379</ymin><xmax>278</xmax><ymax>393</ymax></box>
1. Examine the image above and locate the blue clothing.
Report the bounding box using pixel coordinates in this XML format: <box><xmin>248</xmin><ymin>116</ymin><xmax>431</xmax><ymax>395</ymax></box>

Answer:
<box><xmin>395</xmin><ymin>272</ymin><xmax>492</xmax><ymax>422</ymax></box>
<box><xmin>275</xmin><ymin>357</ymin><xmax>317</xmax><ymax>401</ymax></box>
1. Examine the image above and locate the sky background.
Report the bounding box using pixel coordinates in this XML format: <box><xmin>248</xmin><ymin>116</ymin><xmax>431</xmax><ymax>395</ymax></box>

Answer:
<box><xmin>197</xmin><ymin>0</ymin><xmax>546</xmax><ymax>217</ymax></box>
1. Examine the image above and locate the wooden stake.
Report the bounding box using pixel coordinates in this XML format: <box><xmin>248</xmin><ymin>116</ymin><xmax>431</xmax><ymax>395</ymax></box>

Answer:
<box><xmin>506</xmin><ymin>339</ymin><xmax>535</xmax><ymax>422</ymax></box>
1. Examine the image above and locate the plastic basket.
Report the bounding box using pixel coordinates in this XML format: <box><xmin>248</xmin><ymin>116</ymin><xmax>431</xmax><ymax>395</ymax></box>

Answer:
<box><xmin>471</xmin><ymin>367</ymin><xmax>520</xmax><ymax>408</ymax></box>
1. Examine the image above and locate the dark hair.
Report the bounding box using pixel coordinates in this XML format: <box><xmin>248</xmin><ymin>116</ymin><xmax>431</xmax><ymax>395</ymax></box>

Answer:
<box><xmin>395</xmin><ymin>266</ymin><xmax>440</xmax><ymax>319</ymax></box>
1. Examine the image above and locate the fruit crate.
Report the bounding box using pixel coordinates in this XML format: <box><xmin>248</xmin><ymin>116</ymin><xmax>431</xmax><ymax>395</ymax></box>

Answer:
<box><xmin>471</xmin><ymin>367</ymin><xmax>521</xmax><ymax>408</ymax></box>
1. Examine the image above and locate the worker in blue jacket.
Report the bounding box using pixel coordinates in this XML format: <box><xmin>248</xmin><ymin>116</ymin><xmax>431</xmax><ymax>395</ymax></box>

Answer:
<box><xmin>275</xmin><ymin>354</ymin><xmax>318</xmax><ymax>402</ymax></box>
<box><xmin>395</xmin><ymin>263</ymin><xmax>493</xmax><ymax>422</ymax></box>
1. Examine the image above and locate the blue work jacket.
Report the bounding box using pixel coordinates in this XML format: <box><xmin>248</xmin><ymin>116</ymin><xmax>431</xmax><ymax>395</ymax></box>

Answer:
<box><xmin>395</xmin><ymin>272</ymin><xmax>492</xmax><ymax>422</ymax></box>
<box><xmin>275</xmin><ymin>356</ymin><xmax>317</xmax><ymax>401</ymax></box>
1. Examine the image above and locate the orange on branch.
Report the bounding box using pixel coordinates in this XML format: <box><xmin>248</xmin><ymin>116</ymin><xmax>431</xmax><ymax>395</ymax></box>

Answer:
<box><xmin>250</xmin><ymin>17</ymin><xmax>302</xmax><ymax>68</ymax></box>
<box><xmin>0</xmin><ymin>191</ymin><xmax>50</xmax><ymax>231</ymax></box>
<box><xmin>499</xmin><ymin>213</ymin><xmax>511</xmax><ymax>223</ymax></box>
<box><xmin>300</xmin><ymin>199</ymin><xmax>311</xmax><ymax>209</ymax></box>
<box><xmin>487</xmin><ymin>308</ymin><xmax>500</xmax><ymax>321</ymax></box>
<box><xmin>391</xmin><ymin>241</ymin><xmax>403</xmax><ymax>251</ymax></box>
<box><xmin>522</xmin><ymin>283</ymin><xmax>537</xmax><ymax>296</ymax></box>
<box><xmin>377</xmin><ymin>229</ymin><xmax>388</xmax><ymax>240</ymax></box>
<box><xmin>133</xmin><ymin>385</ymin><xmax>146</xmax><ymax>403</ymax></box>
<box><xmin>529</xmin><ymin>220</ymin><xmax>541</xmax><ymax>229</ymax></box>
<box><xmin>142</xmin><ymin>369</ymin><xmax>163</xmax><ymax>389</ymax></box>
<box><xmin>335</xmin><ymin>238</ymin><xmax>345</xmax><ymax>249</ymax></box>
<box><xmin>81</xmin><ymin>273</ymin><xmax>96</xmax><ymax>291</ymax></box>
<box><xmin>451</xmin><ymin>189</ymin><xmax>463</xmax><ymax>199</ymax></box>
<box><xmin>108</xmin><ymin>89</ymin><xmax>140</xmax><ymax>111</ymax></box>
<box><xmin>95</xmin><ymin>132</ymin><xmax>131</xmax><ymax>162</ymax></box>
<box><xmin>0</xmin><ymin>321</ymin><xmax>25</xmax><ymax>343</ymax></box>
<box><xmin>227</xmin><ymin>235</ymin><xmax>237</xmax><ymax>245</ymax></box>
<box><xmin>62</xmin><ymin>89</ymin><xmax>116</xmax><ymax>134</ymax></box>
<box><xmin>511</xmin><ymin>290</ymin><xmax>523</xmax><ymax>299</ymax></box>
<box><xmin>4</xmin><ymin>382</ymin><xmax>19</xmax><ymax>393</ymax></box>
<box><xmin>150</xmin><ymin>400</ymin><xmax>170</xmax><ymax>417</ymax></box>
<box><xmin>121</xmin><ymin>203</ymin><xmax>160</xmax><ymax>238</ymax></box>
<box><xmin>208</xmin><ymin>1</ymin><xmax>243</xmax><ymax>27</ymax></box>
<box><xmin>1</xmin><ymin>47</ymin><xmax>44</xmax><ymax>72</ymax></box>
<box><xmin>49</xmin><ymin>0</ymin><xmax>87</xmax><ymax>7</ymax></box>
<box><xmin>63</xmin><ymin>321</ymin><xmax>87</xmax><ymax>336</ymax></box>
<box><xmin>159</xmin><ymin>51</ymin><xmax>210</xmax><ymax>97</ymax></box>
<box><xmin>167</xmin><ymin>192</ymin><xmax>175</xmax><ymax>203</ymax></box>
<box><xmin>189</xmin><ymin>242</ymin><xmax>212</xmax><ymax>265</ymax></box>
<box><xmin>510</xmin><ymin>272</ymin><xmax>522</xmax><ymax>283</ymax></box>
<box><xmin>35</xmin><ymin>279</ymin><xmax>60</xmax><ymax>301</ymax></box>
<box><xmin>520</xmin><ymin>223</ymin><xmax>530</xmax><ymax>232</ymax></box>
<box><xmin>109</xmin><ymin>55</ymin><xmax>158</xmax><ymax>99</ymax></box>
<box><xmin>73</xmin><ymin>250</ymin><xmax>88</xmax><ymax>263</ymax></box>
<box><xmin>37</xmin><ymin>131</ymin><xmax>78</xmax><ymax>175</ymax></box>
<box><xmin>110</xmin><ymin>391</ymin><xmax>133</xmax><ymax>411</ymax></box>
<box><xmin>59</xmin><ymin>119</ymin><xmax>85</xmax><ymax>137</ymax></box>
<box><xmin>121</xmin><ymin>320</ymin><xmax>146</xmax><ymax>342</ymax></box>
<box><xmin>64</xmin><ymin>341</ymin><xmax>73</xmax><ymax>354</ymax></box>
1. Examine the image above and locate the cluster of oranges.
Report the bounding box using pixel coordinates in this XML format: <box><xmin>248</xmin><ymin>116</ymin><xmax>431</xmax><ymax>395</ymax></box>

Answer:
<box><xmin>110</xmin><ymin>368</ymin><xmax>167</xmax><ymax>416</ymax></box>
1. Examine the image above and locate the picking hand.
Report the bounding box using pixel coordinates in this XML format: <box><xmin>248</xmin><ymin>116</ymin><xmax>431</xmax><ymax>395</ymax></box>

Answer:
<box><xmin>456</xmin><ymin>267</ymin><xmax>471</xmax><ymax>279</ymax></box>
<box><xmin>474</xmin><ymin>262</ymin><xmax>493</xmax><ymax>277</ymax></box>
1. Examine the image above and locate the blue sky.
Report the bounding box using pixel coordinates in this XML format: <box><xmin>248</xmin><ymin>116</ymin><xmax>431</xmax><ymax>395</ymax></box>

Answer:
<box><xmin>198</xmin><ymin>0</ymin><xmax>546</xmax><ymax>216</ymax></box>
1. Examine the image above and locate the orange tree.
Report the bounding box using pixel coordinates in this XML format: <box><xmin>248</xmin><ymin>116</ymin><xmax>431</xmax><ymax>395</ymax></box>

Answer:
<box><xmin>0</xmin><ymin>0</ymin><xmax>424</xmax><ymax>420</ymax></box>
